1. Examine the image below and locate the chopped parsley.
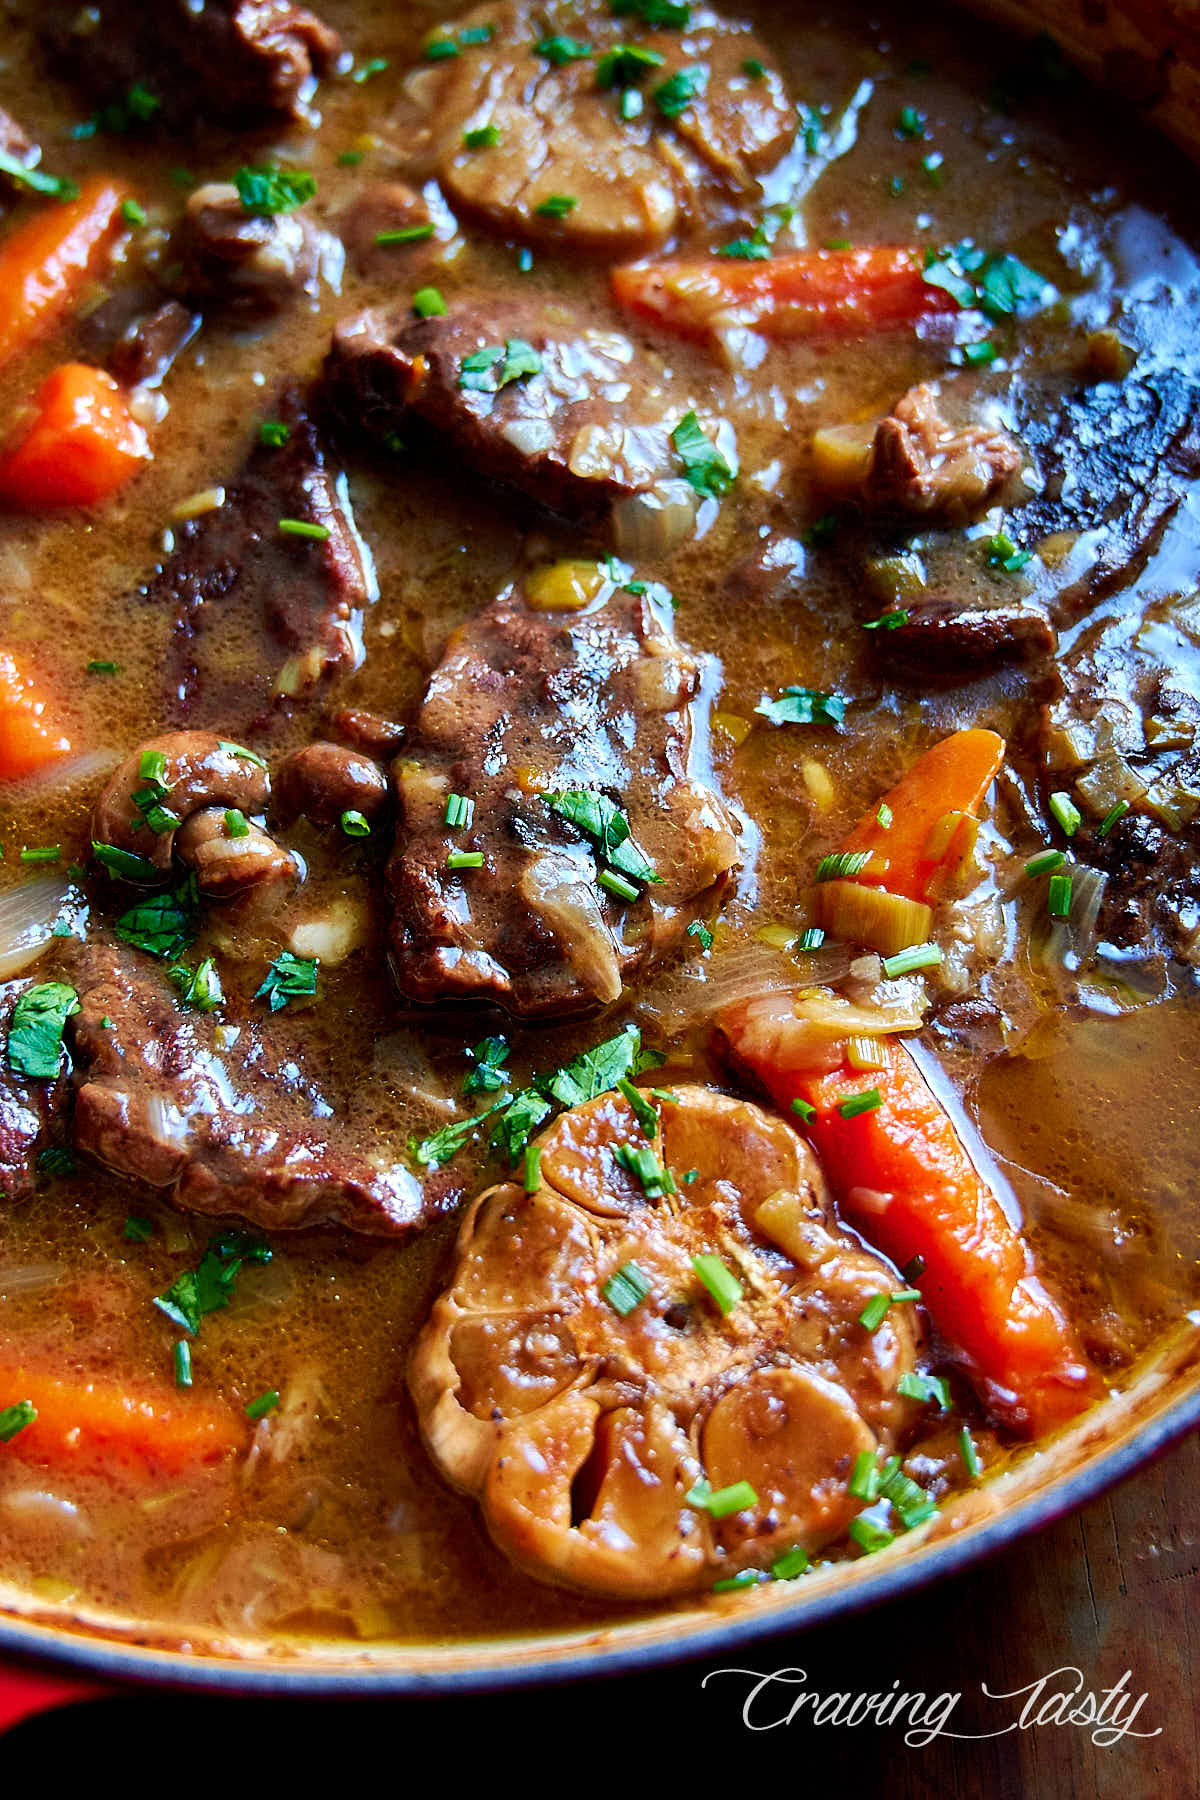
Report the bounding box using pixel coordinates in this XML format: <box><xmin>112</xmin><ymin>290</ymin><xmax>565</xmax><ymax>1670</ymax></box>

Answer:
<box><xmin>72</xmin><ymin>82</ymin><xmax>160</xmax><ymax>139</ymax></box>
<box><xmin>458</xmin><ymin>338</ymin><xmax>543</xmax><ymax>392</ymax></box>
<box><xmin>863</xmin><ymin>608</ymin><xmax>911</xmax><ymax>631</ymax></box>
<box><xmin>923</xmin><ymin>242</ymin><xmax>1052</xmax><ymax>319</ymax></box>
<box><xmin>123</xmin><ymin>1216</ymin><xmax>155</xmax><ymax>1243</ymax></box>
<box><xmin>671</xmin><ymin>411</ymin><xmax>734</xmax><ymax>499</ymax></box>
<box><xmin>411</xmin><ymin>1096</ymin><xmax>510</xmax><ymax>1169</ymax></box>
<box><xmin>686</xmin><ymin>918</ymin><xmax>713</xmax><ymax>951</ymax></box>
<box><xmin>545</xmin><ymin>789</ymin><xmax>661</xmax><ymax>889</ymax></box>
<box><xmin>92</xmin><ymin>840</ymin><xmax>160</xmax><ymax>883</ymax></box>
<box><xmin>255</xmin><ymin>952</ymin><xmax>317</xmax><ymax>1013</ymax></box>
<box><xmin>0</xmin><ymin>1401</ymin><xmax>37</xmax><ymax>1443</ymax></box>
<box><xmin>755</xmin><ymin>687</ymin><xmax>846</xmax><ymax>728</ymax></box>
<box><xmin>490</xmin><ymin>1088</ymin><xmax>553</xmax><ymax>1163</ymax></box>
<box><xmin>7</xmin><ymin>983</ymin><xmax>79</xmax><ymax>1080</ymax></box>
<box><xmin>168</xmin><ymin>957</ymin><xmax>223</xmax><ymax>1013</ymax></box>
<box><xmin>548</xmin><ymin>1025</ymin><xmax>642</xmax><ymax>1108</ymax></box>
<box><xmin>654</xmin><ymin>66</ymin><xmax>708</xmax><ymax>118</ymax></box>
<box><xmin>37</xmin><ymin>1145</ymin><xmax>76</xmax><ymax>1177</ymax></box>
<box><xmin>154</xmin><ymin>1233</ymin><xmax>271</xmax><ymax>1337</ymax></box>
<box><xmin>233</xmin><ymin>165</ymin><xmax>317</xmax><ymax>216</ymax></box>
<box><xmin>463</xmin><ymin>1035</ymin><xmax>510</xmax><ymax>1095</ymax></box>
<box><xmin>595</xmin><ymin>44</ymin><xmax>664</xmax><ymax>88</ymax></box>
<box><xmin>115</xmin><ymin>878</ymin><xmax>200</xmax><ymax>960</ymax></box>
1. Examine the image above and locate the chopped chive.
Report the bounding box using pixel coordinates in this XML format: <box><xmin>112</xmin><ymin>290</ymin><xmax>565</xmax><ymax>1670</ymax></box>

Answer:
<box><xmin>891</xmin><ymin>1288</ymin><xmax>922</xmax><ymax>1304</ymax></box>
<box><xmin>879</xmin><ymin>1456</ymin><xmax>939</xmax><ymax>1528</ymax></box>
<box><xmin>534</xmin><ymin>193</ymin><xmax>577</xmax><ymax>219</ymax></box>
<box><xmin>340</xmin><ymin>809</ymin><xmax>371</xmax><ymax>838</ymax></box>
<box><xmin>87</xmin><ymin>659</ymin><xmax>119</xmax><ymax>674</ymax></box>
<box><xmin>224</xmin><ymin>808</ymin><xmax>249</xmax><ymax>838</ymax></box>
<box><xmin>686</xmin><ymin>918</ymin><xmax>713</xmax><ymax>951</ymax></box>
<box><xmin>523</xmin><ymin>1143</ymin><xmax>542</xmax><ymax>1193</ymax></box>
<box><xmin>20</xmin><ymin>846</ymin><xmax>60</xmax><ymax>865</ymax></box>
<box><xmin>849</xmin><ymin>1449</ymin><xmax>880</xmax><ymax>1500</ymax></box>
<box><xmin>616</xmin><ymin>1076</ymin><xmax>658</xmax><ymax>1137</ymax></box>
<box><xmin>876</xmin><ymin>801</ymin><xmax>893</xmax><ymax>829</ymax></box>
<box><xmin>898</xmin><ymin>1371</ymin><xmax>953</xmax><ymax>1411</ymax></box>
<box><xmin>712</xmin><ymin>1569</ymin><xmax>767</xmax><ymax>1593</ymax></box>
<box><xmin>771</xmin><ymin>1545</ymin><xmax>809</xmax><ymax>1580</ymax></box>
<box><xmin>246</xmin><ymin>1389</ymin><xmax>281</xmax><ymax>1421</ymax></box>
<box><xmin>1097</xmin><ymin>799</ymin><xmax>1129</xmax><ymax>837</ymax></box>
<box><xmin>686</xmin><ymin>1478</ymin><xmax>759</xmax><ymax>1519</ymax></box>
<box><xmin>864</xmin><ymin>608</ymin><xmax>911</xmax><ymax>630</ymax></box>
<box><xmin>896</xmin><ymin>105</ymin><xmax>927</xmax><ymax>138</ymax></box>
<box><xmin>534</xmin><ymin>34</ymin><xmax>593</xmax><ymax>65</ymax></box>
<box><xmin>849</xmin><ymin>1514</ymin><xmax>894</xmax><ymax>1553</ymax></box>
<box><xmin>858</xmin><ymin>1293</ymin><xmax>891</xmax><ymax>1333</ymax></box>
<box><xmin>613</xmin><ymin>1142</ymin><xmax>675</xmax><ymax>1198</ymax></box>
<box><xmin>352</xmin><ymin>56</ymin><xmax>389</xmax><ymax>82</ymax></box>
<box><xmin>375</xmin><ymin>223</ymin><xmax>436</xmax><ymax>246</ymax></box>
<box><xmin>1025</xmin><ymin>848</ymin><xmax>1064</xmax><ymax>877</ymax></box>
<box><xmin>814</xmin><ymin>849</ymin><xmax>872</xmax><ymax>882</ymax></box>
<box><xmin>984</xmin><ymin>532</ymin><xmax>1032</xmax><ymax>573</ymax></box>
<box><xmin>1047</xmin><ymin>872</ymin><xmax>1073</xmax><ymax>918</ymax></box>
<box><xmin>1048</xmin><ymin>791</ymin><xmax>1081</xmax><ymax>836</ymax></box>
<box><xmin>425</xmin><ymin>37</ymin><xmax>459</xmax><ymax>59</ymax></box>
<box><xmin>960</xmin><ymin>1426</ymin><xmax>982</xmax><ymax>1480</ymax></box>
<box><xmin>413</xmin><ymin>285</ymin><xmax>448</xmax><ymax>318</ymax></box>
<box><xmin>447</xmin><ymin>850</ymin><xmax>484</xmax><ymax>870</ymax></box>
<box><xmin>173</xmin><ymin>1340</ymin><xmax>192</xmax><ymax>1388</ymax></box>
<box><xmin>963</xmin><ymin>340</ymin><xmax>997</xmax><ymax>365</ymax></box>
<box><xmin>444</xmin><ymin>792</ymin><xmax>475</xmax><ymax>828</ymax></box>
<box><xmin>463</xmin><ymin>123</ymin><xmax>501</xmax><ymax>148</ymax></box>
<box><xmin>602</xmin><ymin>1259</ymin><xmax>651</xmax><ymax>1317</ymax></box>
<box><xmin>0</xmin><ymin>1400</ymin><xmax>37</xmax><ymax>1443</ymax></box>
<box><xmin>258</xmin><ymin>419</ymin><xmax>289</xmax><ymax>447</ymax></box>
<box><xmin>837</xmin><ymin>1088</ymin><xmax>883</xmax><ymax>1119</ymax></box>
<box><xmin>796</xmin><ymin>927</ymin><xmax>825</xmax><ymax>949</ymax></box>
<box><xmin>692</xmin><ymin>1253</ymin><xmax>743</xmax><ymax>1315</ymax></box>
<box><xmin>598</xmin><ymin>867</ymin><xmax>640</xmax><ymax>902</ymax></box>
<box><xmin>121</xmin><ymin>197</ymin><xmax>146</xmax><ymax>226</ymax></box>
<box><xmin>278</xmin><ymin>518</ymin><xmax>331</xmax><ymax>541</ymax></box>
<box><xmin>791</xmin><ymin>1097</ymin><xmax>816</xmax><ymax>1123</ymax></box>
<box><xmin>683</xmin><ymin>1168</ymin><xmax>699</xmax><ymax>1184</ymax></box>
<box><xmin>881</xmin><ymin>942</ymin><xmax>943</xmax><ymax>978</ymax></box>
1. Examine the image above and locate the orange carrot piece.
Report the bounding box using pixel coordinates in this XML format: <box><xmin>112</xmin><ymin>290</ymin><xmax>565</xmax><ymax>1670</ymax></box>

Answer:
<box><xmin>0</xmin><ymin>1362</ymin><xmax>247</xmax><ymax>1476</ymax></box>
<box><xmin>0</xmin><ymin>177</ymin><xmax>130</xmax><ymax>368</ymax></box>
<box><xmin>721</xmin><ymin>1002</ymin><xmax>1100</xmax><ymax>1436</ymax></box>
<box><xmin>0</xmin><ymin>363</ymin><xmax>150</xmax><ymax>509</ymax></box>
<box><xmin>0</xmin><ymin>650</ymin><xmax>72</xmax><ymax>778</ymax></box>
<box><xmin>611</xmin><ymin>247</ymin><xmax>959</xmax><ymax>342</ymax></box>
<box><xmin>840</xmin><ymin>728</ymin><xmax>1005</xmax><ymax>901</ymax></box>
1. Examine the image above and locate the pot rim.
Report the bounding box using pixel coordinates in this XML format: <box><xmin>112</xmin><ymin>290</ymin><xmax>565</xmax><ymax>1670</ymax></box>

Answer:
<box><xmin>0</xmin><ymin>1373</ymin><xmax>1196</xmax><ymax>1699</ymax></box>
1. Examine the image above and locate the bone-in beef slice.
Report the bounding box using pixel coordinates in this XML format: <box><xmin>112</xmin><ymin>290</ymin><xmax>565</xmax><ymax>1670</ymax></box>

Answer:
<box><xmin>326</xmin><ymin>302</ymin><xmax>699</xmax><ymax>527</ymax></box>
<box><xmin>66</xmin><ymin>943</ymin><xmax>430</xmax><ymax>1238</ymax></box>
<box><xmin>41</xmin><ymin>0</ymin><xmax>340</xmax><ymax>128</ymax></box>
<box><xmin>153</xmin><ymin>385</ymin><xmax>373</xmax><ymax>734</ymax></box>
<box><xmin>387</xmin><ymin>579</ymin><xmax>740</xmax><ymax>1018</ymax></box>
<box><xmin>397</xmin><ymin>0</ymin><xmax>793</xmax><ymax>256</ymax></box>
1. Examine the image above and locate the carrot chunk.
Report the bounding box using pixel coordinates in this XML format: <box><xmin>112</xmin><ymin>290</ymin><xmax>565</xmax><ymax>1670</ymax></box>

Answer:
<box><xmin>0</xmin><ymin>363</ymin><xmax>150</xmax><ymax>509</ymax></box>
<box><xmin>720</xmin><ymin>1011</ymin><xmax>1099</xmax><ymax>1436</ymax></box>
<box><xmin>0</xmin><ymin>650</ymin><xmax>72</xmax><ymax>778</ymax></box>
<box><xmin>0</xmin><ymin>1362</ymin><xmax>246</xmax><ymax>1476</ymax></box>
<box><xmin>0</xmin><ymin>177</ymin><xmax>130</xmax><ymax>368</ymax></box>
<box><xmin>839</xmin><ymin>727</ymin><xmax>1005</xmax><ymax>902</ymax></box>
<box><xmin>611</xmin><ymin>247</ymin><xmax>959</xmax><ymax>342</ymax></box>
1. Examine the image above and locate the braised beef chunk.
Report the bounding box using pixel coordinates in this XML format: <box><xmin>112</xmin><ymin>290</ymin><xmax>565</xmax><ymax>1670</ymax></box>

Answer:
<box><xmin>1009</xmin><ymin>359</ymin><xmax>1200</xmax><ymax>616</ymax></box>
<box><xmin>0</xmin><ymin>980</ymin><xmax>71</xmax><ymax>1202</ymax></box>
<box><xmin>326</xmin><ymin>303</ymin><xmax>686</xmax><ymax>526</ymax></box>
<box><xmin>396</xmin><ymin>0</ymin><xmax>794</xmax><ymax>256</ymax></box>
<box><xmin>67</xmin><ymin>945</ymin><xmax>430</xmax><ymax>1238</ymax></box>
<box><xmin>156</xmin><ymin>386</ymin><xmax>373</xmax><ymax>734</ymax></box>
<box><xmin>388</xmin><ymin>580</ymin><xmax>740</xmax><ymax>1018</ymax></box>
<box><xmin>1037</xmin><ymin>592</ymin><xmax>1200</xmax><ymax>957</ymax></box>
<box><xmin>172</xmin><ymin>184</ymin><xmax>339</xmax><ymax>317</ymax></box>
<box><xmin>865</xmin><ymin>385</ymin><xmax>1023</xmax><ymax>521</ymax></box>
<box><xmin>41</xmin><ymin>0</ymin><xmax>340</xmax><ymax>129</ymax></box>
<box><xmin>882</xmin><ymin>597</ymin><xmax>1056</xmax><ymax>669</ymax></box>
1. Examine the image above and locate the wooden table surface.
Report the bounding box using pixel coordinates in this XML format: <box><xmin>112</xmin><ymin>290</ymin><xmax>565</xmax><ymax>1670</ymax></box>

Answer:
<box><xmin>2</xmin><ymin>1427</ymin><xmax>1197</xmax><ymax>1792</ymax></box>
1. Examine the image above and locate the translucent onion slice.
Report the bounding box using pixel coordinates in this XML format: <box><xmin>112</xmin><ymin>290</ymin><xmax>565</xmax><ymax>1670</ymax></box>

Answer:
<box><xmin>0</xmin><ymin>874</ymin><xmax>70</xmax><ymax>980</ymax></box>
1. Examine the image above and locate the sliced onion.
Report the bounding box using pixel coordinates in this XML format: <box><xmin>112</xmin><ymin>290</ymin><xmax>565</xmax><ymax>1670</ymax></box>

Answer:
<box><xmin>612</xmin><ymin>479</ymin><xmax>698</xmax><ymax>560</ymax></box>
<box><xmin>0</xmin><ymin>874</ymin><xmax>70</xmax><ymax>980</ymax></box>
<box><xmin>636</xmin><ymin>940</ymin><xmax>864</xmax><ymax>1035</ymax></box>
<box><xmin>0</xmin><ymin>1261</ymin><xmax>65</xmax><ymax>1297</ymax></box>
